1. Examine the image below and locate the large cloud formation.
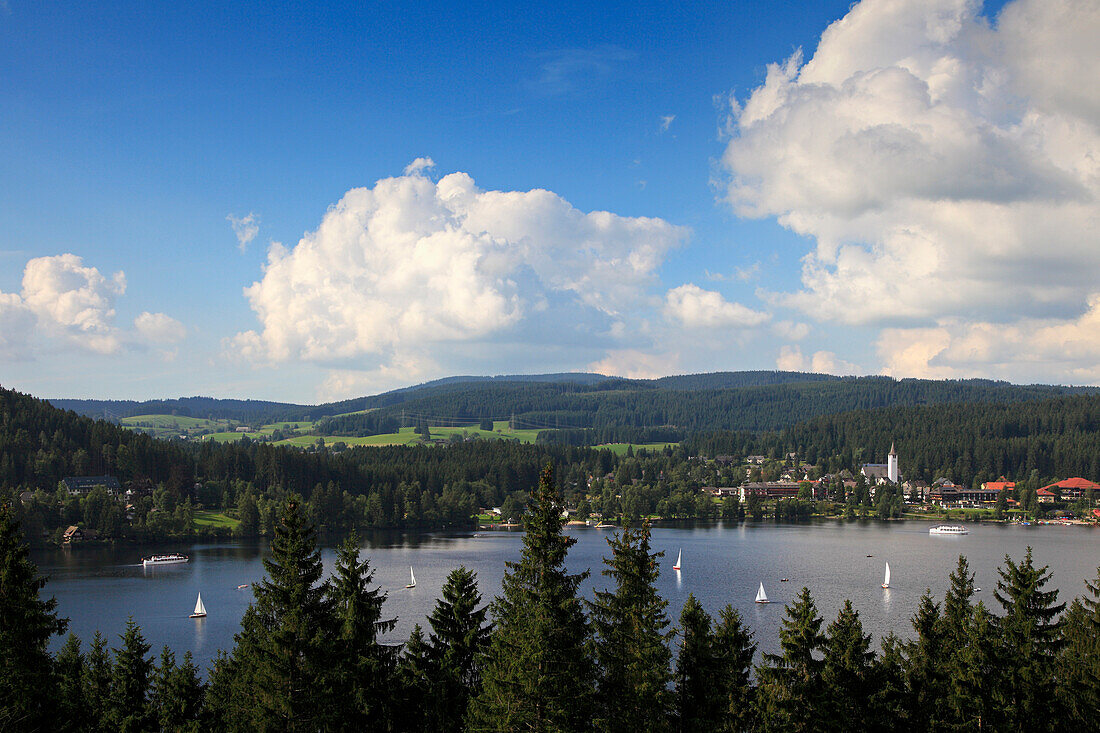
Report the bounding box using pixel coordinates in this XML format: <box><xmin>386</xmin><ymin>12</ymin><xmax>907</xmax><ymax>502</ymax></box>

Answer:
<box><xmin>0</xmin><ymin>254</ymin><xmax>184</xmax><ymax>358</ymax></box>
<box><xmin>724</xmin><ymin>0</ymin><xmax>1100</xmax><ymax>380</ymax></box>
<box><xmin>233</xmin><ymin>166</ymin><xmax>688</xmax><ymax>373</ymax></box>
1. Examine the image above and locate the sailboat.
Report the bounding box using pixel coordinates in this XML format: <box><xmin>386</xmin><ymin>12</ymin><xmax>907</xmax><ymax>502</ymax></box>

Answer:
<box><xmin>189</xmin><ymin>593</ymin><xmax>207</xmax><ymax>619</ymax></box>
<box><xmin>405</xmin><ymin>566</ymin><xmax>416</xmax><ymax>589</ymax></box>
<box><xmin>882</xmin><ymin>562</ymin><xmax>891</xmax><ymax>589</ymax></box>
<box><xmin>672</xmin><ymin>548</ymin><xmax>682</xmax><ymax>571</ymax></box>
<box><xmin>755</xmin><ymin>582</ymin><xmax>770</xmax><ymax>604</ymax></box>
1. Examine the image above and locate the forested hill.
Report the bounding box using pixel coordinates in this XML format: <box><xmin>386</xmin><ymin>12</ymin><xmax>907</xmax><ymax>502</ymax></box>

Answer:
<box><xmin>47</xmin><ymin>395</ymin><xmax>307</xmax><ymax>422</ymax></box>
<box><xmin>318</xmin><ymin>375</ymin><xmax>1091</xmax><ymax>436</ymax></box>
<box><xmin>686</xmin><ymin>392</ymin><xmax>1100</xmax><ymax>488</ymax></box>
<box><xmin>46</xmin><ymin>371</ymin><xmax>1094</xmax><ymax>435</ymax></box>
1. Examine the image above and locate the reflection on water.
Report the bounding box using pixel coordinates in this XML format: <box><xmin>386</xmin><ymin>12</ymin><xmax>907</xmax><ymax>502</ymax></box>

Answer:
<box><xmin>31</xmin><ymin>520</ymin><xmax>1100</xmax><ymax>673</ymax></box>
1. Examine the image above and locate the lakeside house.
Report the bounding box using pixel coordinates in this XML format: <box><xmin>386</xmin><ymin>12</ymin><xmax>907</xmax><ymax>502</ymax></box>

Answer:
<box><xmin>61</xmin><ymin>476</ymin><xmax>122</xmax><ymax>496</ymax></box>
<box><xmin>62</xmin><ymin>525</ymin><xmax>98</xmax><ymax>543</ymax></box>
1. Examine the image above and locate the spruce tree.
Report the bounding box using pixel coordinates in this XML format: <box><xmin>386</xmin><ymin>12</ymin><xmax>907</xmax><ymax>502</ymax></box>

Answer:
<box><xmin>874</xmin><ymin>634</ymin><xmax>910</xmax><ymax>732</ymax></box>
<box><xmin>712</xmin><ymin>605</ymin><xmax>756</xmax><ymax>732</ymax></box>
<box><xmin>756</xmin><ymin>587</ymin><xmax>826</xmax><ymax>733</ymax></box>
<box><xmin>0</xmin><ymin>506</ymin><xmax>68</xmax><ymax>731</ymax></box>
<box><xmin>940</xmin><ymin>555</ymin><xmax>975</xmax><ymax>647</ymax></box>
<box><xmin>949</xmin><ymin>602</ymin><xmax>1002</xmax><ymax>731</ymax></box>
<box><xmin>227</xmin><ymin>496</ymin><xmax>336</xmax><ymax>731</ymax></box>
<box><xmin>1054</xmin><ymin>600</ymin><xmax>1099</xmax><ymax>729</ymax></box>
<box><xmin>468</xmin><ymin>464</ymin><xmax>594</xmax><ymax>732</ymax></box>
<box><xmin>673</xmin><ymin>595</ymin><xmax>718</xmax><ymax>732</ymax></box>
<box><xmin>329</xmin><ymin>531</ymin><xmax>397</xmax><ymax>730</ymax></box>
<box><xmin>590</xmin><ymin>521</ymin><xmax>673</xmax><ymax>733</ymax></box>
<box><xmin>994</xmin><ymin>547</ymin><xmax>1065</xmax><ymax>732</ymax></box>
<box><xmin>150</xmin><ymin>646</ymin><xmax>204</xmax><ymax>732</ymax></box>
<box><xmin>396</xmin><ymin>624</ymin><xmax>434</xmax><ymax>733</ymax></box>
<box><xmin>82</xmin><ymin>631</ymin><xmax>112</xmax><ymax>730</ymax></box>
<box><xmin>108</xmin><ymin>618</ymin><xmax>154</xmax><ymax>732</ymax></box>
<box><xmin>902</xmin><ymin>591</ymin><xmax>946</xmax><ymax>731</ymax></box>
<box><xmin>822</xmin><ymin>600</ymin><xmax>876</xmax><ymax>731</ymax></box>
<box><xmin>426</xmin><ymin>566</ymin><xmax>491</xmax><ymax>733</ymax></box>
<box><xmin>54</xmin><ymin>633</ymin><xmax>86</xmax><ymax>731</ymax></box>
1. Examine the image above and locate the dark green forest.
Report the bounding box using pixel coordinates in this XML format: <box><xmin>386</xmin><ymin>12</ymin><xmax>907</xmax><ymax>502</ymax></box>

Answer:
<box><xmin>50</xmin><ymin>372</ymin><xmax>1092</xmax><ymax>436</ymax></box>
<box><xmin>11</xmin><ymin>384</ymin><xmax>1100</xmax><ymax>544</ymax></box>
<box><xmin>4</xmin><ymin>469</ymin><xmax>1100</xmax><ymax>732</ymax></box>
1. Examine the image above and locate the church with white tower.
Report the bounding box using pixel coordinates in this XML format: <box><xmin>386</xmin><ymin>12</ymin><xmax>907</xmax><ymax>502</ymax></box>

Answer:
<box><xmin>861</xmin><ymin>442</ymin><xmax>900</xmax><ymax>485</ymax></box>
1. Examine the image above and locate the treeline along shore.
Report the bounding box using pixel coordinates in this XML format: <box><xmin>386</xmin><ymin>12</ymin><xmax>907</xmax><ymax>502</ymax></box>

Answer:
<box><xmin>10</xmin><ymin>384</ymin><xmax>1100</xmax><ymax>544</ymax></box>
<box><xmin>4</xmin><ymin>466</ymin><xmax>1100</xmax><ymax>731</ymax></box>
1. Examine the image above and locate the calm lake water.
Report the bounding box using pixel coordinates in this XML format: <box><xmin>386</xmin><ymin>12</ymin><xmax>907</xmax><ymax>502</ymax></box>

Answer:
<box><xmin>31</xmin><ymin>521</ymin><xmax>1100</xmax><ymax>672</ymax></box>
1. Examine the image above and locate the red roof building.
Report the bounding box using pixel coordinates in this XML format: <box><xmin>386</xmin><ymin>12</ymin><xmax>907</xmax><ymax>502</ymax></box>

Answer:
<box><xmin>1036</xmin><ymin>487</ymin><xmax>1056</xmax><ymax>504</ymax></box>
<box><xmin>982</xmin><ymin>478</ymin><xmax>1016</xmax><ymax>493</ymax></box>
<box><xmin>1039</xmin><ymin>477</ymin><xmax>1100</xmax><ymax>499</ymax></box>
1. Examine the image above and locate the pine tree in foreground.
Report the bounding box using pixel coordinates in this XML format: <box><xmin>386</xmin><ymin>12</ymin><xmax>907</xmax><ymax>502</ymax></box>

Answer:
<box><xmin>213</xmin><ymin>496</ymin><xmax>336</xmax><ymax>732</ymax></box>
<box><xmin>468</xmin><ymin>464</ymin><xmax>594</xmax><ymax>732</ymax></box>
<box><xmin>330</xmin><ymin>530</ymin><xmax>397</xmax><ymax>730</ymax></box>
<box><xmin>590</xmin><ymin>521</ymin><xmax>673</xmax><ymax>733</ymax></box>
<box><xmin>822</xmin><ymin>600</ymin><xmax>876</xmax><ymax>730</ymax></box>
<box><xmin>54</xmin><ymin>633</ymin><xmax>86</xmax><ymax>730</ymax></box>
<box><xmin>711</xmin><ymin>604</ymin><xmax>756</xmax><ymax>732</ymax></box>
<box><xmin>902</xmin><ymin>591</ymin><xmax>946</xmax><ymax>732</ymax></box>
<box><xmin>427</xmin><ymin>566</ymin><xmax>491</xmax><ymax>733</ymax></box>
<box><xmin>755</xmin><ymin>587</ymin><xmax>826</xmax><ymax>733</ymax></box>
<box><xmin>994</xmin><ymin>547</ymin><xmax>1065</xmax><ymax>732</ymax></box>
<box><xmin>150</xmin><ymin>646</ymin><xmax>204</xmax><ymax>732</ymax></box>
<box><xmin>82</xmin><ymin>631</ymin><xmax>112</xmax><ymax>730</ymax></box>
<box><xmin>673</xmin><ymin>595</ymin><xmax>717</xmax><ymax>732</ymax></box>
<box><xmin>108</xmin><ymin>618</ymin><xmax>153</xmax><ymax>732</ymax></box>
<box><xmin>0</xmin><ymin>505</ymin><xmax>68</xmax><ymax>732</ymax></box>
<box><xmin>396</xmin><ymin>624</ymin><xmax>434</xmax><ymax>732</ymax></box>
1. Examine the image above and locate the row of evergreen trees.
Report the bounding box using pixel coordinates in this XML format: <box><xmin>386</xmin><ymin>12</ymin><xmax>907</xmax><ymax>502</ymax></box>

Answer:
<box><xmin>4</xmin><ymin>467</ymin><xmax>1100</xmax><ymax>731</ymax></box>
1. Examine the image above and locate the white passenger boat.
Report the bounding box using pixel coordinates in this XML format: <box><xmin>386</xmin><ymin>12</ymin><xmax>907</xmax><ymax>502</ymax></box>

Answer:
<box><xmin>142</xmin><ymin>553</ymin><xmax>189</xmax><ymax>566</ymax></box>
<box><xmin>929</xmin><ymin>525</ymin><xmax>968</xmax><ymax>535</ymax></box>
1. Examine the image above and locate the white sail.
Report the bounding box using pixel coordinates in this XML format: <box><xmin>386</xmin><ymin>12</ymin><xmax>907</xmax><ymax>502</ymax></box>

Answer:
<box><xmin>193</xmin><ymin>593</ymin><xmax>206</xmax><ymax>616</ymax></box>
<box><xmin>406</xmin><ymin>566</ymin><xmax>416</xmax><ymax>588</ymax></box>
<box><xmin>755</xmin><ymin>582</ymin><xmax>768</xmax><ymax>603</ymax></box>
<box><xmin>883</xmin><ymin>562</ymin><xmax>891</xmax><ymax>588</ymax></box>
<box><xmin>673</xmin><ymin>548</ymin><xmax>682</xmax><ymax>570</ymax></box>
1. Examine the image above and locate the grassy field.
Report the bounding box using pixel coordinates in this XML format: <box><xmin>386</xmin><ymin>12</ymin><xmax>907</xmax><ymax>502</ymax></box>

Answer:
<box><xmin>596</xmin><ymin>442</ymin><xmax>680</xmax><ymax>456</ymax></box>
<box><xmin>127</xmin><ymin>413</ymin><xmax>548</xmax><ymax>448</ymax></box>
<box><xmin>193</xmin><ymin>510</ymin><xmax>239</xmax><ymax>529</ymax></box>
<box><xmin>271</xmin><ymin>422</ymin><xmax>542</xmax><ymax>447</ymax></box>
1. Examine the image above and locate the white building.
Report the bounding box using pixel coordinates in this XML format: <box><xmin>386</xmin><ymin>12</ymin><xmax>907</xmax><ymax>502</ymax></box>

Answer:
<box><xmin>861</xmin><ymin>442</ymin><xmax>900</xmax><ymax>485</ymax></box>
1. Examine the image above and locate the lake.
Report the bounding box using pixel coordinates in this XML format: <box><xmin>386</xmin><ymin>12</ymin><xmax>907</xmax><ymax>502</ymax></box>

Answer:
<box><xmin>30</xmin><ymin>520</ymin><xmax>1100</xmax><ymax>672</ymax></box>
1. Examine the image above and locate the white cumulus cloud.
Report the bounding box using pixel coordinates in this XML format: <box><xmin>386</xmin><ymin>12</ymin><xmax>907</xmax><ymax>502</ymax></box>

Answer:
<box><xmin>664</xmin><ymin>284</ymin><xmax>770</xmax><ymax>329</ymax></box>
<box><xmin>723</xmin><ymin>0</ymin><xmax>1100</xmax><ymax>368</ymax></box>
<box><xmin>0</xmin><ymin>254</ymin><xmax>185</xmax><ymax>359</ymax></box>
<box><xmin>134</xmin><ymin>312</ymin><xmax>187</xmax><ymax>344</ymax></box>
<box><xmin>587</xmin><ymin>349</ymin><xmax>681</xmax><ymax>380</ymax></box>
<box><xmin>776</xmin><ymin>344</ymin><xmax>862</xmax><ymax>375</ymax></box>
<box><xmin>878</xmin><ymin>293</ymin><xmax>1100</xmax><ymax>383</ymax></box>
<box><xmin>233</xmin><ymin>163</ymin><xmax>688</xmax><ymax>370</ymax></box>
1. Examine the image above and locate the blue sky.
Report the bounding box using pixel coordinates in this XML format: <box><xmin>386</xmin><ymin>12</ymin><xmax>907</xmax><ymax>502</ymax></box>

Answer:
<box><xmin>2</xmin><ymin>0</ymin><xmax>1097</xmax><ymax>402</ymax></box>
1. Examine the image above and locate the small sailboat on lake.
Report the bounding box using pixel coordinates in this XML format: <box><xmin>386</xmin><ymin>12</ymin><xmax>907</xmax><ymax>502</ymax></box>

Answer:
<box><xmin>405</xmin><ymin>566</ymin><xmax>416</xmax><ymax>589</ymax></box>
<box><xmin>882</xmin><ymin>562</ymin><xmax>891</xmax><ymax>589</ymax></box>
<box><xmin>755</xmin><ymin>582</ymin><xmax>770</xmax><ymax>604</ymax></box>
<box><xmin>673</xmin><ymin>548</ymin><xmax>682</xmax><ymax>571</ymax></box>
<box><xmin>189</xmin><ymin>593</ymin><xmax>207</xmax><ymax>619</ymax></box>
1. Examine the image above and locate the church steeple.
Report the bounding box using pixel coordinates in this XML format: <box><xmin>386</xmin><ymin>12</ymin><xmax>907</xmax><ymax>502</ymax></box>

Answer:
<box><xmin>888</xmin><ymin>441</ymin><xmax>898</xmax><ymax>483</ymax></box>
